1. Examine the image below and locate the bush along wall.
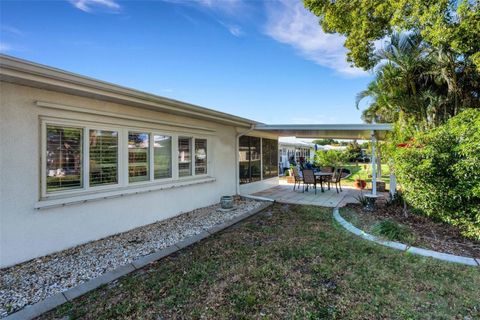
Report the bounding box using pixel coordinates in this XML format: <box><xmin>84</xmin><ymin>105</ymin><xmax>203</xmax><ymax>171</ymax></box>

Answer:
<box><xmin>393</xmin><ymin>109</ymin><xmax>480</xmax><ymax>240</ymax></box>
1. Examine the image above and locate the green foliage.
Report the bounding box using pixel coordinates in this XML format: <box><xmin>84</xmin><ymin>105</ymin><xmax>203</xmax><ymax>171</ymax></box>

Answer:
<box><xmin>356</xmin><ymin>32</ymin><xmax>480</xmax><ymax>128</ymax></box>
<box><xmin>304</xmin><ymin>0</ymin><xmax>480</xmax><ymax>71</ymax></box>
<box><xmin>393</xmin><ymin>109</ymin><xmax>480</xmax><ymax>239</ymax></box>
<box><xmin>314</xmin><ymin>150</ymin><xmax>348</xmax><ymax>167</ymax></box>
<box><xmin>371</xmin><ymin>220</ymin><xmax>415</xmax><ymax>243</ymax></box>
<box><xmin>312</xmin><ymin>138</ymin><xmax>337</xmax><ymax>145</ymax></box>
<box><xmin>355</xmin><ymin>194</ymin><xmax>370</xmax><ymax>207</ymax></box>
<box><xmin>345</xmin><ymin>141</ymin><xmax>362</xmax><ymax>161</ymax></box>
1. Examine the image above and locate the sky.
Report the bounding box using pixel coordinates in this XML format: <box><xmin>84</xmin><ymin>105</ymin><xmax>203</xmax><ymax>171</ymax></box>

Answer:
<box><xmin>0</xmin><ymin>0</ymin><xmax>374</xmax><ymax>124</ymax></box>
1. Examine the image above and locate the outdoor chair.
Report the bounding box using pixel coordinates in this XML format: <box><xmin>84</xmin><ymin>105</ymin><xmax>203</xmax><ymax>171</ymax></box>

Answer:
<box><xmin>292</xmin><ymin>167</ymin><xmax>303</xmax><ymax>191</ymax></box>
<box><xmin>302</xmin><ymin>169</ymin><xmax>318</xmax><ymax>194</ymax></box>
<box><xmin>321</xmin><ymin>166</ymin><xmax>334</xmax><ymax>173</ymax></box>
<box><xmin>330</xmin><ymin>168</ymin><xmax>343</xmax><ymax>193</ymax></box>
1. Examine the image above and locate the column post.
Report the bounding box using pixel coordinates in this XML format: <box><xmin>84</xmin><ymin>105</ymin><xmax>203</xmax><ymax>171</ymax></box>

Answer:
<box><xmin>371</xmin><ymin>131</ymin><xmax>377</xmax><ymax>196</ymax></box>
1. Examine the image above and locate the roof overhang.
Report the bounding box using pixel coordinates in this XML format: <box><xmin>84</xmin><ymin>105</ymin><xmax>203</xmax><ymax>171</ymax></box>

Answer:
<box><xmin>254</xmin><ymin>124</ymin><xmax>392</xmax><ymax>140</ymax></box>
<box><xmin>0</xmin><ymin>54</ymin><xmax>258</xmax><ymax>128</ymax></box>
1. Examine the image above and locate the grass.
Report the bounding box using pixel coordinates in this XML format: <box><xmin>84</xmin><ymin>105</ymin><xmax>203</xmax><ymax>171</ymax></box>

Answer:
<box><xmin>341</xmin><ymin>163</ymin><xmax>391</xmax><ymax>188</ymax></box>
<box><xmin>39</xmin><ymin>204</ymin><xmax>480</xmax><ymax>319</ymax></box>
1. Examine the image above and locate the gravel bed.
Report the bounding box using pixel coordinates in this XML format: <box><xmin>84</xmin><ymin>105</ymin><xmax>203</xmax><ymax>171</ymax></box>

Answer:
<box><xmin>0</xmin><ymin>197</ymin><xmax>264</xmax><ymax>318</ymax></box>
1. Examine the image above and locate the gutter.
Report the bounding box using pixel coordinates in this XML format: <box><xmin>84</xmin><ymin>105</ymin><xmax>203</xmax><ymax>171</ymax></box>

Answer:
<box><xmin>235</xmin><ymin>124</ymin><xmax>255</xmax><ymax>195</ymax></box>
<box><xmin>0</xmin><ymin>54</ymin><xmax>258</xmax><ymax>128</ymax></box>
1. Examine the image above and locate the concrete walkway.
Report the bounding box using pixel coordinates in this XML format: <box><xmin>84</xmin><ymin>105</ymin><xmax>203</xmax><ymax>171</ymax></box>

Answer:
<box><xmin>252</xmin><ymin>184</ymin><xmax>371</xmax><ymax>207</ymax></box>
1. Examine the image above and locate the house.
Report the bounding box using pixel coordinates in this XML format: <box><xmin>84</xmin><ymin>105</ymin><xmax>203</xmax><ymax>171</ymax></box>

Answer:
<box><xmin>278</xmin><ymin>138</ymin><xmax>316</xmax><ymax>173</ymax></box>
<box><xmin>0</xmin><ymin>55</ymin><xmax>391</xmax><ymax>268</ymax></box>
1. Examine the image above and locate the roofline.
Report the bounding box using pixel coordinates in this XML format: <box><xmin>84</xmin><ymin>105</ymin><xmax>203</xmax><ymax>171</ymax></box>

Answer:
<box><xmin>254</xmin><ymin>124</ymin><xmax>393</xmax><ymax>131</ymax></box>
<box><xmin>254</xmin><ymin>123</ymin><xmax>393</xmax><ymax>140</ymax></box>
<box><xmin>0</xmin><ymin>54</ymin><xmax>259</xmax><ymax>127</ymax></box>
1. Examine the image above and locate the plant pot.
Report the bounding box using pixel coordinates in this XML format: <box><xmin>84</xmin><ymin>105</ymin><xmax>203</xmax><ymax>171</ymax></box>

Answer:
<box><xmin>286</xmin><ymin>176</ymin><xmax>295</xmax><ymax>183</ymax></box>
<box><xmin>354</xmin><ymin>179</ymin><xmax>367</xmax><ymax>189</ymax></box>
<box><xmin>220</xmin><ymin>196</ymin><xmax>234</xmax><ymax>209</ymax></box>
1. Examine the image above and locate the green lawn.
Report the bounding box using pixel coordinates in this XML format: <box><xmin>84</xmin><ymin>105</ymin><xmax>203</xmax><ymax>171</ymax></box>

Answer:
<box><xmin>40</xmin><ymin>204</ymin><xmax>480</xmax><ymax>319</ymax></box>
<box><xmin>341</xmin><ymin>163</ymin><xmax>391</xmax><ymax>189</ymax></box>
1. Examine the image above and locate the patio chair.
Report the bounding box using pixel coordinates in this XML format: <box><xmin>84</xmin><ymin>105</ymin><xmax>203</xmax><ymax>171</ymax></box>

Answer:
<box><xmin>321</xmin><ymin>166</ymin><xmax>334</xmax><ymax>173</ymax></box>
<box><xmin>302</xmin><ymin>169</ymin><xmax>318</xmax><ymax>194</ymax></box>
<box><xmin>330</xmin><ymin>168</ymin><xmax>343</xmax><ymax>193</ymax></box>
<box><xmin>292</xmin><ymin>166</ymin><xmax>303</xmax><ymax>191</ymax></box>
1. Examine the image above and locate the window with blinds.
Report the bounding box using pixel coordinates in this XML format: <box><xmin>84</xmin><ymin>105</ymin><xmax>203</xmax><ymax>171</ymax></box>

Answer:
<box><xmin>128</xmin><ymin>132</ymin><xmax>150</xmax><ymax>182</ymax></box>
<box><xmin>46</xmin><ymin>125</ymin><xmax>83</xmax><ymax>192</ymax></box>
<box><xmin>178</xmin><ymin>137</ymin><xmax>192</xmax><ymax>177</ymax></box>
<box><xmin>195</xmin><ymin>139</ymin><xmax>207</xmax><ymax>175</ymax></box>
<box><xmin>89</xmin><ymin>130</ymin><xmax>118</xmax><ymax>186</ymax></box>
<box><xmin>154</xmin><ymin>135</ymin><xmax>172</xmax><ymax>179</ymax></box>
<box><xmin>43</xmin><ymin>121</ymin><xmax>211</xmax><ymax>196</ymax></box>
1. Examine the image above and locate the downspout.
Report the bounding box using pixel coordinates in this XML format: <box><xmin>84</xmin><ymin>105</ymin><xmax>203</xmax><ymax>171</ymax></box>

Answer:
<box><xmin>235</xmin><ymin>124</ymin><xmax>255</xmax><ymax>195</ymax></box>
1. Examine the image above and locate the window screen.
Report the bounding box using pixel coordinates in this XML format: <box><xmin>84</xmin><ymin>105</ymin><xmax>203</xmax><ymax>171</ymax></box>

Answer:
<box><xmin>178</xmin><ymin>137</ymin><xmax>192</xmax><ymax>177</ymax></box>
<box><xmin>195</xmin><ymin>139</ymin><xmax>207</xmax><ymax>175</ymax></box>
<box><xmin>128</xmin><ymin>132</ymin><xmax>150</xmax><ymax>182</ymax></box>
<box><xmin>154</xmin><ymin>135</ymin><xmax>172</xmax><ymax>179</ymax></box>
<box><xmin>89</xmin><ymin>130</ymin><xmax>118</xmax><ymax>186</ymax></box>
<box><xmin>46</xmin><ymin>125</ymin><xmax>83</xmax><ymax>192</ymax></box>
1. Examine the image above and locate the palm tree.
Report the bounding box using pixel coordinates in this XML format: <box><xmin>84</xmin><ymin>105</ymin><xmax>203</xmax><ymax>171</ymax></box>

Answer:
<box><xmin>357</xmin><ymin>31</ymin><xmax>480</xmax><ymax>130</ymax></box>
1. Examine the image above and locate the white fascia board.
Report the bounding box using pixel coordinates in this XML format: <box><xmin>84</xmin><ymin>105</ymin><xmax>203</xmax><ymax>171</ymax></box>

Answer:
<box><xmin>254</xmin><ymin>124</ymin><xmax>393</xmax><ymax>131</ymax></box>
<box><xmin>0</xmin><ymin>54</ymin><xmax>259</xmax><ymax>128</ymax></box>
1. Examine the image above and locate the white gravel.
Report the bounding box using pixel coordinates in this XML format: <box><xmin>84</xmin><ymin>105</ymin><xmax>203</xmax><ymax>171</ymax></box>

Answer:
<box><xmin>0</xmin><ymin>197</ymin><xmax>264</xmax><ymax>318</ymax></box>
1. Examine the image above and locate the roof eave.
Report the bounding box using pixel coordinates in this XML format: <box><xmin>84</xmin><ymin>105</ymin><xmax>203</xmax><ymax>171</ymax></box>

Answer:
<box><xmin>0</xmin><ymin>54</ymin><xmax>258</xmax><ymax>128</ymax></box>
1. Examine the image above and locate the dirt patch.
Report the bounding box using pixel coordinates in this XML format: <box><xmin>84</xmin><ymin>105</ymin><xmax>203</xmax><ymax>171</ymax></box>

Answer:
<box><xmin>343</xmin><ymin>202</ymin><xmax>480</xmax><ymax>258</ymax></box>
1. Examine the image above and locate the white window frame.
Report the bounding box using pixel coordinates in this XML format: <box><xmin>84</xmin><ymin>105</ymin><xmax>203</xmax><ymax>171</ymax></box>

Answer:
<box><xmin>40</xmin><ymin>118</ymin><xmax>210</xmax><ymax>200</ymax></box>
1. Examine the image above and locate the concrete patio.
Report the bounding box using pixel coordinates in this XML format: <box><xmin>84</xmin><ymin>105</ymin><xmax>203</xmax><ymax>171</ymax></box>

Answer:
<box><xmin>252</xmin><ymin>183</ymin><xmax>381</xmax><ymax>208</ymax></box>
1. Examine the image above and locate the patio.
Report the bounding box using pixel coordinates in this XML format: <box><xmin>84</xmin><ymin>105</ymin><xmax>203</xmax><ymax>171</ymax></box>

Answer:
<box><xmin>252</xmin><ymin>182</ymin><xmax>375</xmax><ymax>208</ymax></box>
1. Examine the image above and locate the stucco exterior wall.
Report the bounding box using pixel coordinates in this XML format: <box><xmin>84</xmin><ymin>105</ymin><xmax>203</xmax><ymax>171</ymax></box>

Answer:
<box><xmin>0</xmin><ymin>82</ymin><xmax>239</xmax><ymax>268</ymax></box>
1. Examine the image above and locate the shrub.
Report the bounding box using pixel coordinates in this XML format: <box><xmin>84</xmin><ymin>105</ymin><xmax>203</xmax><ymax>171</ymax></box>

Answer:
<box><xmin>314</xmin><ymin>150</ymin><xmax>349</xmax><ymax>167</ymax></box>
<box><xmin>371</xmin><ymin>220</ymin><xmax>415</xmax><ymax>243</ymax></box>
<box><xmin>393</xmin><ymin>109</ymin><xmax>480</xmax><ymax>240</ymax></box>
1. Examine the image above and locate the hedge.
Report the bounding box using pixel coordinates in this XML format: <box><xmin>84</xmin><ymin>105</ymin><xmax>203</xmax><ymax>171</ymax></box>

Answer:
<box><xmin>393</xmin><ymin>109</ymin><xmax>480</xmax><ymax>240</ymax></box>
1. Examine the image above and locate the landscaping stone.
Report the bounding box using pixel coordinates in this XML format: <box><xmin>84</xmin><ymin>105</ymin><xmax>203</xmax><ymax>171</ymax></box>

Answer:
<box><xmin>0</xmin><ymin>197</ymin><xmax>265</xmax><ymax>318</ymax></box>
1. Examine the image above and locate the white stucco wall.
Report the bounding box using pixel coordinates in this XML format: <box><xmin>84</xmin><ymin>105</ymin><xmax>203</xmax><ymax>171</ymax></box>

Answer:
<box><xmin>0</xmin><ymin>82</ymin><xmax>239</xmax><ymax>268</ymax></box>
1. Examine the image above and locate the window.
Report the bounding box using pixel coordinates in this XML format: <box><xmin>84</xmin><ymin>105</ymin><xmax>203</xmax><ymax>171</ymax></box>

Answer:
<box><xmin>178</xmin><ymin>137</ymin><xmax>192</xmax><ymax>177</ymax></box>
<box><xmin>43</xmin><ymin>120</ymin><xmax>210</xmax><ymax>197</ymax></box>
<box><xmin>195</xmin><ymin>139</ymin><xmax>207</xmax><ymax>175</ymax></box>
<box><xmin>89</xmin><ymin>130</ymin><xmax>118</xmax><ymax>186</ymax></box>
<box><xmin>46</xmin><ymin>125</ymin><xmax>83</xmax><ymax>192</ymax></box>
<box><xmin>262</xmin><ymin>138</ymin><xmax>278</xmax><ymax>179</ymax></box>
<box><xmin>239</xmin><ymin>136</ymin><xmax>261</xmax><ymax>184</ymax></box>
<box><xmin>154</xmin><ymin>135</ymin><xmax>172</xmax><ymax>179</ymax></box>
<box><xmin>128</xmin><ymin>132</ymin><xmax>150</xmax><ymax>182</ymax></box>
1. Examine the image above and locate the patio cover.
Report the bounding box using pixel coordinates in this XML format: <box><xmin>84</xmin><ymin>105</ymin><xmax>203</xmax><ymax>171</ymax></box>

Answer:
<box><xmin>253</xmin><ymin>123</ymin><xmax>393</xmax><ymax>196</ymax></box>
<box><xmin>253</xmin><ymin>123</ymin><xmax>392</xmax><ymax>140</ymax></box>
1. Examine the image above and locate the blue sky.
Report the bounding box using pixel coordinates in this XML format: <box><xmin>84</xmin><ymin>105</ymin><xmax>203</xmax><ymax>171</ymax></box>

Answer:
<box><xmin>0</xmin><ymin>0</ymin><xmax>373</xmax><ymax>124</ymax></box>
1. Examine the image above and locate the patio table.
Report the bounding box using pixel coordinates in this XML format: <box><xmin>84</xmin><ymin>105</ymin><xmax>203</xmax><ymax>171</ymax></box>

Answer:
<box><xmin>314</xmin><ymin>172</ymin><xmax>333</xmax><ymax>192</ymax></box>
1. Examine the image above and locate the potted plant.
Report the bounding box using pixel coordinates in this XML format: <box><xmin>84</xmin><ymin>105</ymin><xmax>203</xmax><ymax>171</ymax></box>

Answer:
<box><xmin>354</xmin><ymin>165</ymin><xmax>367</xmax><ymax>189</ymax></box>
<box><xmin>285</xmin><ymin>166</ymin><xmax>295</xmax><ymax>183</ymax></box>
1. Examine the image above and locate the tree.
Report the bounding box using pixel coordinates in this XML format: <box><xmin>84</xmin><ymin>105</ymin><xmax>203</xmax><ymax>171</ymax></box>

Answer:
<box><xmin>345</xmin><ymin>141</ymin><xmax>362</xmax><ymax>162</ymax></box>
<box><xmin>312</xmin><ymin>138</ymin><xmax>337</xmax><ymax>145</ymax></box>
<box><xmin>356</xmin><ymin>32</ymin><xmax>480</xmax><ymax>129</ymax></box>
<box><xmin>304</xmin><ymin>0</ymin><xmax>480</xmax><ymax>71</ymax></box>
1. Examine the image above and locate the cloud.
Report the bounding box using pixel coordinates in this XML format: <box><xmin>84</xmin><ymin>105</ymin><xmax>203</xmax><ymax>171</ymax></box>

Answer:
<box><xmin>69</xmin><ymin>0</ymin><xmax>120</xmax><ymax>13</ymax></box>
<box><xmin>1</xmin><ymin>25</ymin><xmax>23</xmax><ymax>37</ymax></box>
<box><xmin>264</xmin><ymin>0</ymin><xmax>367</xmax><ymax>77</ymax></box>
<box><xmin>0</xmin><ymin>42</ymin><xmax>13</xmax><ymax>52</ymax></box>
<box><xmin>192</xmin><ymin>0</ymin><xmax>243</xmax><ymax>14</ymax></box>
<box><xmin>218</xmin><ymin>21</ymin><xmax>244</xmax><ymax>37</ymax></box>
